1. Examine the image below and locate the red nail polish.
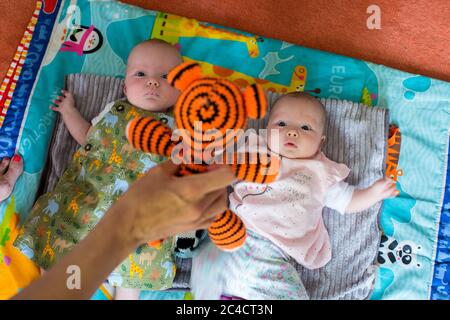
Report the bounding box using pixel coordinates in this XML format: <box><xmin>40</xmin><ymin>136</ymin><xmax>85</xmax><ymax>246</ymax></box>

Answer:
<box><xmin>12</xmin><ymin>154</ymin><xmax>21</xmax><ymax>162</ymax></box>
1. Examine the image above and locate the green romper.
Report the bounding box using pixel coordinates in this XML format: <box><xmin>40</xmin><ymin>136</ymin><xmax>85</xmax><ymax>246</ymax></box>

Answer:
<box><xmin>14</xmin><ymin>100</ymin><xmax>177</xmax><ymax>290</ymax></box>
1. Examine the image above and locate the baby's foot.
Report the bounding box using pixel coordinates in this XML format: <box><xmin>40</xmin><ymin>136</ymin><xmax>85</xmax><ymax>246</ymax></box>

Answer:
<box><xmin>0</xmin><ymin>154</ymin><xmax>24</xmax><ymax>202</ymax></box>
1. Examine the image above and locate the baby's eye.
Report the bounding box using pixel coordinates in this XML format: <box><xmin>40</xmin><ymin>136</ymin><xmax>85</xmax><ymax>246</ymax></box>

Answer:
<box><xmin>161</xmin><ymin>73</ymin><xmax>168</xmax><ymax>79</ymax></box>
<box><xmin>301</xmin><ymin>125</ymin><xmax>311</xmax><ymax>131</ymax></box>
<box><xmin>277</xmin><ymin>121</ymin><xmax>286</xmax><ymax>127</ymax></box>
<box><xmin>135</xmin><ymin>71</ymin><xmax>145</xmax><ymax>77</ymax></box>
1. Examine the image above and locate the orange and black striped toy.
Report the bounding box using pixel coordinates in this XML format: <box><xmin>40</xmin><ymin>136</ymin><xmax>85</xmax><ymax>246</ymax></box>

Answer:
<box><xmin>386</xmin><ymin>124</ymin><xmax>403</xmax><ymax>182</ymax></box>
<box><xmin>126</xmin><ymin>61</ymin><xmax>280</xmax><ymax>251</ymax></box>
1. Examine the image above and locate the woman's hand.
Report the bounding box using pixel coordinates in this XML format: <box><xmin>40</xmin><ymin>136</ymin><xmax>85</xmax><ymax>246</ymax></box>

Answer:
<box><xmin>112</xmin><ymin>160</ymin><xmax>236</xmax><ymax>248</ymax></box>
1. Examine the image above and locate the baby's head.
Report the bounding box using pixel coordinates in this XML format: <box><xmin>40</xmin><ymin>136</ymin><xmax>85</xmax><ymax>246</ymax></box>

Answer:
<box><xmin>124</xmin><ymin>39</ymin><xmax>183</xmax><ymax>112</ymax></box>
<box><xmin>266</xmin><ymin>92</ymin><xmax>326</xmax><ymax>159</ymax></box>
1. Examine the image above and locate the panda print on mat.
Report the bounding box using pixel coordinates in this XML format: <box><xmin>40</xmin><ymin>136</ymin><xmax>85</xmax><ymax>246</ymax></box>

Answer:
<box><xmin>377</xmin><ymin>234</ymin><xmax>422</xmax><ymax>268</ymax></box>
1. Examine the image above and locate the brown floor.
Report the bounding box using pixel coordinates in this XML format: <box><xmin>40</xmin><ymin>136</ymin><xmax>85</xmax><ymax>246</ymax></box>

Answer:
<box><xmin>0</xmin><ymin>0</ymin><xmax>449</xmax><ymax>84</ymax></box>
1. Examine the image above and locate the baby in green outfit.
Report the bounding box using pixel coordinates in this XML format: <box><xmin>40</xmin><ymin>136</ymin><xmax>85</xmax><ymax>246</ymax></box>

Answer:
<box><xmin>14</xmin><ymin>39</ymin><xmax>182</xmax><ymax>299</ymax></box>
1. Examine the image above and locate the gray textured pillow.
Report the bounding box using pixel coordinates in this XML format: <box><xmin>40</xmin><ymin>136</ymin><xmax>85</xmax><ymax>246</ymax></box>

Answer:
<box><xmin>40</xmin><ymin>74</ymin><xmax>388</xmax><ymax>299</ymax></box>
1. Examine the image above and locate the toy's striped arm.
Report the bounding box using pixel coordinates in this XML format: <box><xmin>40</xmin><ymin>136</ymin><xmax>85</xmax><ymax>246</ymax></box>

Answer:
<box><xmin>126</xmin><ymin>117</ymin><xmax>176</xmax><ymax>157</ymax></box>
<box><xmin>230</xmin><ymin>151</ymin><xmax>280</xmax><ymax>184</ymax></box>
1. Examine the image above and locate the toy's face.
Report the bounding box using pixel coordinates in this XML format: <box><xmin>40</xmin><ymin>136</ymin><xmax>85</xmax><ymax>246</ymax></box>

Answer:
<box><xmin>174</xmin><ymin>78</ymin><xmax>247</xmax><ymax>148</ymax></box>
<box><xmin>168</xmin><ymin>61</ymin><xmax>267</xmax><ymax>162</ymax></box>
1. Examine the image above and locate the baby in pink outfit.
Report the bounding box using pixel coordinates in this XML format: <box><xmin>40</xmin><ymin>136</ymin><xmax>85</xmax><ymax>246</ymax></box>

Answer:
<box><xmin>191</xmin><ymin>92</ymin><xmax>398</xmax><ymax>300</ymax></box>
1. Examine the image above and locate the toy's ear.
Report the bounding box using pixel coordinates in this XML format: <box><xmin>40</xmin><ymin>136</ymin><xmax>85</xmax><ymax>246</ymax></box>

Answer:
<box><xmin>243</xmin><ymin>84</ymin><xmax>267</xmax><ymax>119</ymax></box>
<box><xmin>168</xmin><ymin>61</ymin><xmax>202</xmax><ymax>91</ymax></box>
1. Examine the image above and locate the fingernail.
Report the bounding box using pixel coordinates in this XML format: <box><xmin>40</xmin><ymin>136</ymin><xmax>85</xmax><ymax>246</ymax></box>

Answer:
<box><xmin>12</xmin><ymin>154</ymin><xmax>21</xmax><ymax>162</ymax></box>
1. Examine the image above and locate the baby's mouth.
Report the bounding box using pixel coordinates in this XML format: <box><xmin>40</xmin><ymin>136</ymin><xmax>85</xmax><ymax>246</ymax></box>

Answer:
<box><xmin>145</xmin><ymin>91</ymin><xmax>160</xmax><ymax>99</ymax></box>
<box><xmin>284</xmin><ymin>141</ymin><xmax>297</xmax><ymax>148</ymax></box>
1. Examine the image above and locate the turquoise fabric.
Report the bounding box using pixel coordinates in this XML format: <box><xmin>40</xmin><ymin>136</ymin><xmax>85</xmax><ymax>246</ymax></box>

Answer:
<box><xmin>1</xmin><ymin>0</ymin><xmax>449</xmax><ymax>299</ymax></box>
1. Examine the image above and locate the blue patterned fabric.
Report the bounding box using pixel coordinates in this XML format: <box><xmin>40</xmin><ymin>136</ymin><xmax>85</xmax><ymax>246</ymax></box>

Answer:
<box><xmin>1</xmin><ymin>0</ymin><xmax>449</xmax><ymax>299</ymax></box>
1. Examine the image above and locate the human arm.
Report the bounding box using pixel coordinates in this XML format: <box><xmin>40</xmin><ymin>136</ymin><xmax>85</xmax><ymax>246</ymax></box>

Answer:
<box><xmin>12</xmin><ymin>161</ymin><xmax>235</xmax><ymax>300</ymax></box>
<box><xmin>50</xmin><ymin>90</ymin><xmax>91</xmax><ymax>145</ymax></box>
<box><xmin>345</xmin><ymin>177</ymin><xmax>399</xmax><ymax>213</ymax></box>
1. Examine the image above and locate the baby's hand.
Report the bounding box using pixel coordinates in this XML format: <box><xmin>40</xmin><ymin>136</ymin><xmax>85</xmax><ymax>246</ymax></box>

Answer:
<box><xmin>369</xmin><ymin>178</ymin><xmax>399</xmax><ymax>201</ymax></box>
<box><xmin>50</xmin><ymin>90</ymin><xmax>75</xmax><ymax>114</ymax></box>
<box><xmin>346</xmin><ymin>177</ymin><xmax>399</xmax><ymax>213</ymax></box>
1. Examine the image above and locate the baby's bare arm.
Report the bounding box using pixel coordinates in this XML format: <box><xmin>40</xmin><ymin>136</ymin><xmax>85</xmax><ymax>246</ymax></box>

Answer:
<box><xmin>345</xmin><ymin>177</ymin><xmax>399</xmax><ymax>213</ymax></box>
<box><xmin>50</xmin><ymin>90</ymin><xmax>91</xmax><ymax>145</ymax></box>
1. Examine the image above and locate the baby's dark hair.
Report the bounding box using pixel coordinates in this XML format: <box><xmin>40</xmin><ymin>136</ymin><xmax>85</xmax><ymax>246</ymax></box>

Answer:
<box><xmin>271</xmin><ymin>91</ymin><xmax>327</xmax><ymax>131</ymax></box>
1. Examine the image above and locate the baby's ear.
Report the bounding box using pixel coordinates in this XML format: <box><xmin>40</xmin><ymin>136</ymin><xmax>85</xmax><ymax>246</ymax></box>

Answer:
<box><xmin>320</xmin><ymin>136</ymin><xmax>326</xmax><ymax>148</ymax></box>
<box><xmin>243</xmin><ymin>84</ymin><xmax>267</xmax><ymax>119</ymax></box>
<box><xmin>167</xmin><ymin>61</ymin><xmax>202</xmax><ymax>91</ymax></box>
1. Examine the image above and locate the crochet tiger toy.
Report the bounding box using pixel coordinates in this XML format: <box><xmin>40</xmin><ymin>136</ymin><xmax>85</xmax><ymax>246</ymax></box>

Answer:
<box><xmin>126</xmin><ymin>61</ymin><xmax>280</xmax><ymax>251</ymax></box>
